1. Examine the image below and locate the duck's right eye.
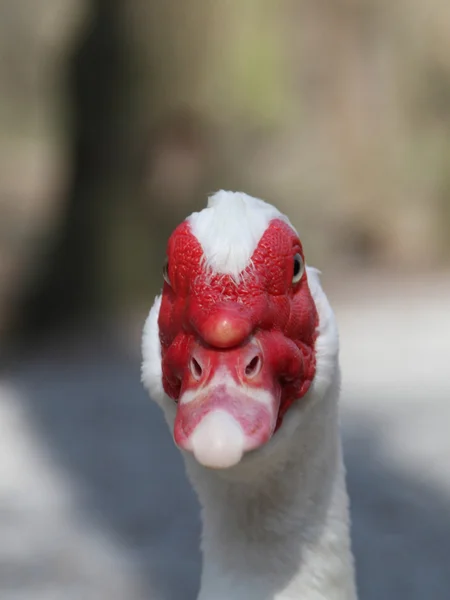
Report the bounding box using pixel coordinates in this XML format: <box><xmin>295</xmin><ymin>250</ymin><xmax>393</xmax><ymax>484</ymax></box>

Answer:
<box><xmin>292</xmin><ymin>253</ymin><xmax>304</xmax><ymax>284</ymax></box>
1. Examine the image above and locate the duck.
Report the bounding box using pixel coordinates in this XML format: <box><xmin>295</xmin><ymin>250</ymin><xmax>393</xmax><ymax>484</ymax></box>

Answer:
<box><xmin>142</xmin><ymin>190</ymin><xmax>358</xmax><ymax>600</ymax></box>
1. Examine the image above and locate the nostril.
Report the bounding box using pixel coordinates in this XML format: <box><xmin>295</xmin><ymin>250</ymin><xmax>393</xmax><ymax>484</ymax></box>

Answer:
<box><xmin>190</xmin><ymin>357</ymin><xmax>203</xmax><ymax>381</ymax></box>
<box><xmin>244</xmin><ymin>354</ymin><xmax>262</xmax><ymax>378</ymax></box>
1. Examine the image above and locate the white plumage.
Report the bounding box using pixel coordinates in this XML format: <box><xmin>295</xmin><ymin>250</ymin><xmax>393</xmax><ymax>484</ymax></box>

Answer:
<box><xmin>188</xmin><ymin>190</ymin><xmax>295</xmax><ymax>280</ymax></box>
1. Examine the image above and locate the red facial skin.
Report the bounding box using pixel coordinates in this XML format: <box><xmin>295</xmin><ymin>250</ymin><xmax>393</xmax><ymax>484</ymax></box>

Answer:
<box><xmin>158</xmin><ymin>218</ymin><xmax>319</xmax><ymax>449</ymax></box>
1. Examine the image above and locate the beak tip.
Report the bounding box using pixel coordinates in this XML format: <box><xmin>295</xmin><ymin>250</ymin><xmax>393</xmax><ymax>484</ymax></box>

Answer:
<box><xmin>190</xmin><ymin>410</ymin><xmax>245</xmax><ymax>469</ymax></box>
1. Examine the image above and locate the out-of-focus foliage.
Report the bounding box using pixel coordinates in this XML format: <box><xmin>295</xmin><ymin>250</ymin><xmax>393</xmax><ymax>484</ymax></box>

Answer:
<box><xmin>1</xmin><ymin>0</ymin><xmax>450</xmax><ymax>341</ymax></box>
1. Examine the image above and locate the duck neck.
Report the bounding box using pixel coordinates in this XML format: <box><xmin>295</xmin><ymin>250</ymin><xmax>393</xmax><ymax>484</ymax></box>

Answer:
<box><xmin>184</xmin><ymin>395</ymin><xmax>357</xmax><ymax>600</ymax></box>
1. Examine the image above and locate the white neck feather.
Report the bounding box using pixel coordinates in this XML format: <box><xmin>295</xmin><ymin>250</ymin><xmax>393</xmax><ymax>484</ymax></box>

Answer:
<box><xmin>184</xmin><ymin>372</ymin><xmax>357</xmax><ymax>600</ymax></box>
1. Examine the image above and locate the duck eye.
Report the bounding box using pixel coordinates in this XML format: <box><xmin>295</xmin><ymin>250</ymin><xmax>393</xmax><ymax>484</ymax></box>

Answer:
<box><xmin>292</xmin><ymin>253</ymin><xmax>304</xmax><ymax>284</ymax></box>
<box><xmin>163</xmin><ymin>257</ymin><xmax>171</xmax><ymax>286</ymax></box>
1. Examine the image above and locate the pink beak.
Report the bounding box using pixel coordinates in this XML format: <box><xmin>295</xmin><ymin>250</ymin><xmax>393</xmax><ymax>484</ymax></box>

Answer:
<box><xmin>173</xmin><ymin>328</ymin><xmax>281</xmax><ymax>469</ymax></box>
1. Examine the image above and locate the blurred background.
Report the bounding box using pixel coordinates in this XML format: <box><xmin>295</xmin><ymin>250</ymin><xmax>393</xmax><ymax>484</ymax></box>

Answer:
<box><xmin>0</xmin><ymin>1</ymin><xmax>449</xmax><ymax>598</ymax></box>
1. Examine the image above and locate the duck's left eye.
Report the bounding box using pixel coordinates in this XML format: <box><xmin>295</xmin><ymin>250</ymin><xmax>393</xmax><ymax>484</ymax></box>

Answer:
<box><xmin>163</xmin><ymin>257</ymin><xmax>171</xmax><ymax>286</ymax></box>
<box><xmin>292</xmin><ymin>253</ymin><xmax>304</xmax><ymax>284</ymax></box>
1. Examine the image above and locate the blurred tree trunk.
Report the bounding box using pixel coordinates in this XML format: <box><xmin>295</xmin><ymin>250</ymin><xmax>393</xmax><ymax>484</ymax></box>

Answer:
<box><xmin>0</xmin><ymin>0</ymin><xmax>88</xmax><ymax>344</ymax></box>
<box><xmin>22</xmin><ymin>0</ymin><xmax>130</xmax><ymax>334</ymax></box>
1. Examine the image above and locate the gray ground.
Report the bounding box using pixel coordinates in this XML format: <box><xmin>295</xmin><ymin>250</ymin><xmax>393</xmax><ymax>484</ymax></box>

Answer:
<box><xmin>1</xmin><ymin>274</ymin><xmax>449</xmax><ymax>599</ymax></box>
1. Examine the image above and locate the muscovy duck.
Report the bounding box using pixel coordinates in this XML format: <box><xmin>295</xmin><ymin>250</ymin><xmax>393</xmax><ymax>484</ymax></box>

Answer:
<box><xmin>142</xmin><ymin>190</ymin><xmax>357</xmax><ymax>600</ymax></box>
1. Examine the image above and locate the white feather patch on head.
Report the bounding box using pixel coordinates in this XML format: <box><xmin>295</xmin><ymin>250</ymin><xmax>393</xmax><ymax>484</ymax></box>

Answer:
<box><xmin>188</xmin><ymin>190</ymin><xmax>296</xmax><ymax>280</ymax></box>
